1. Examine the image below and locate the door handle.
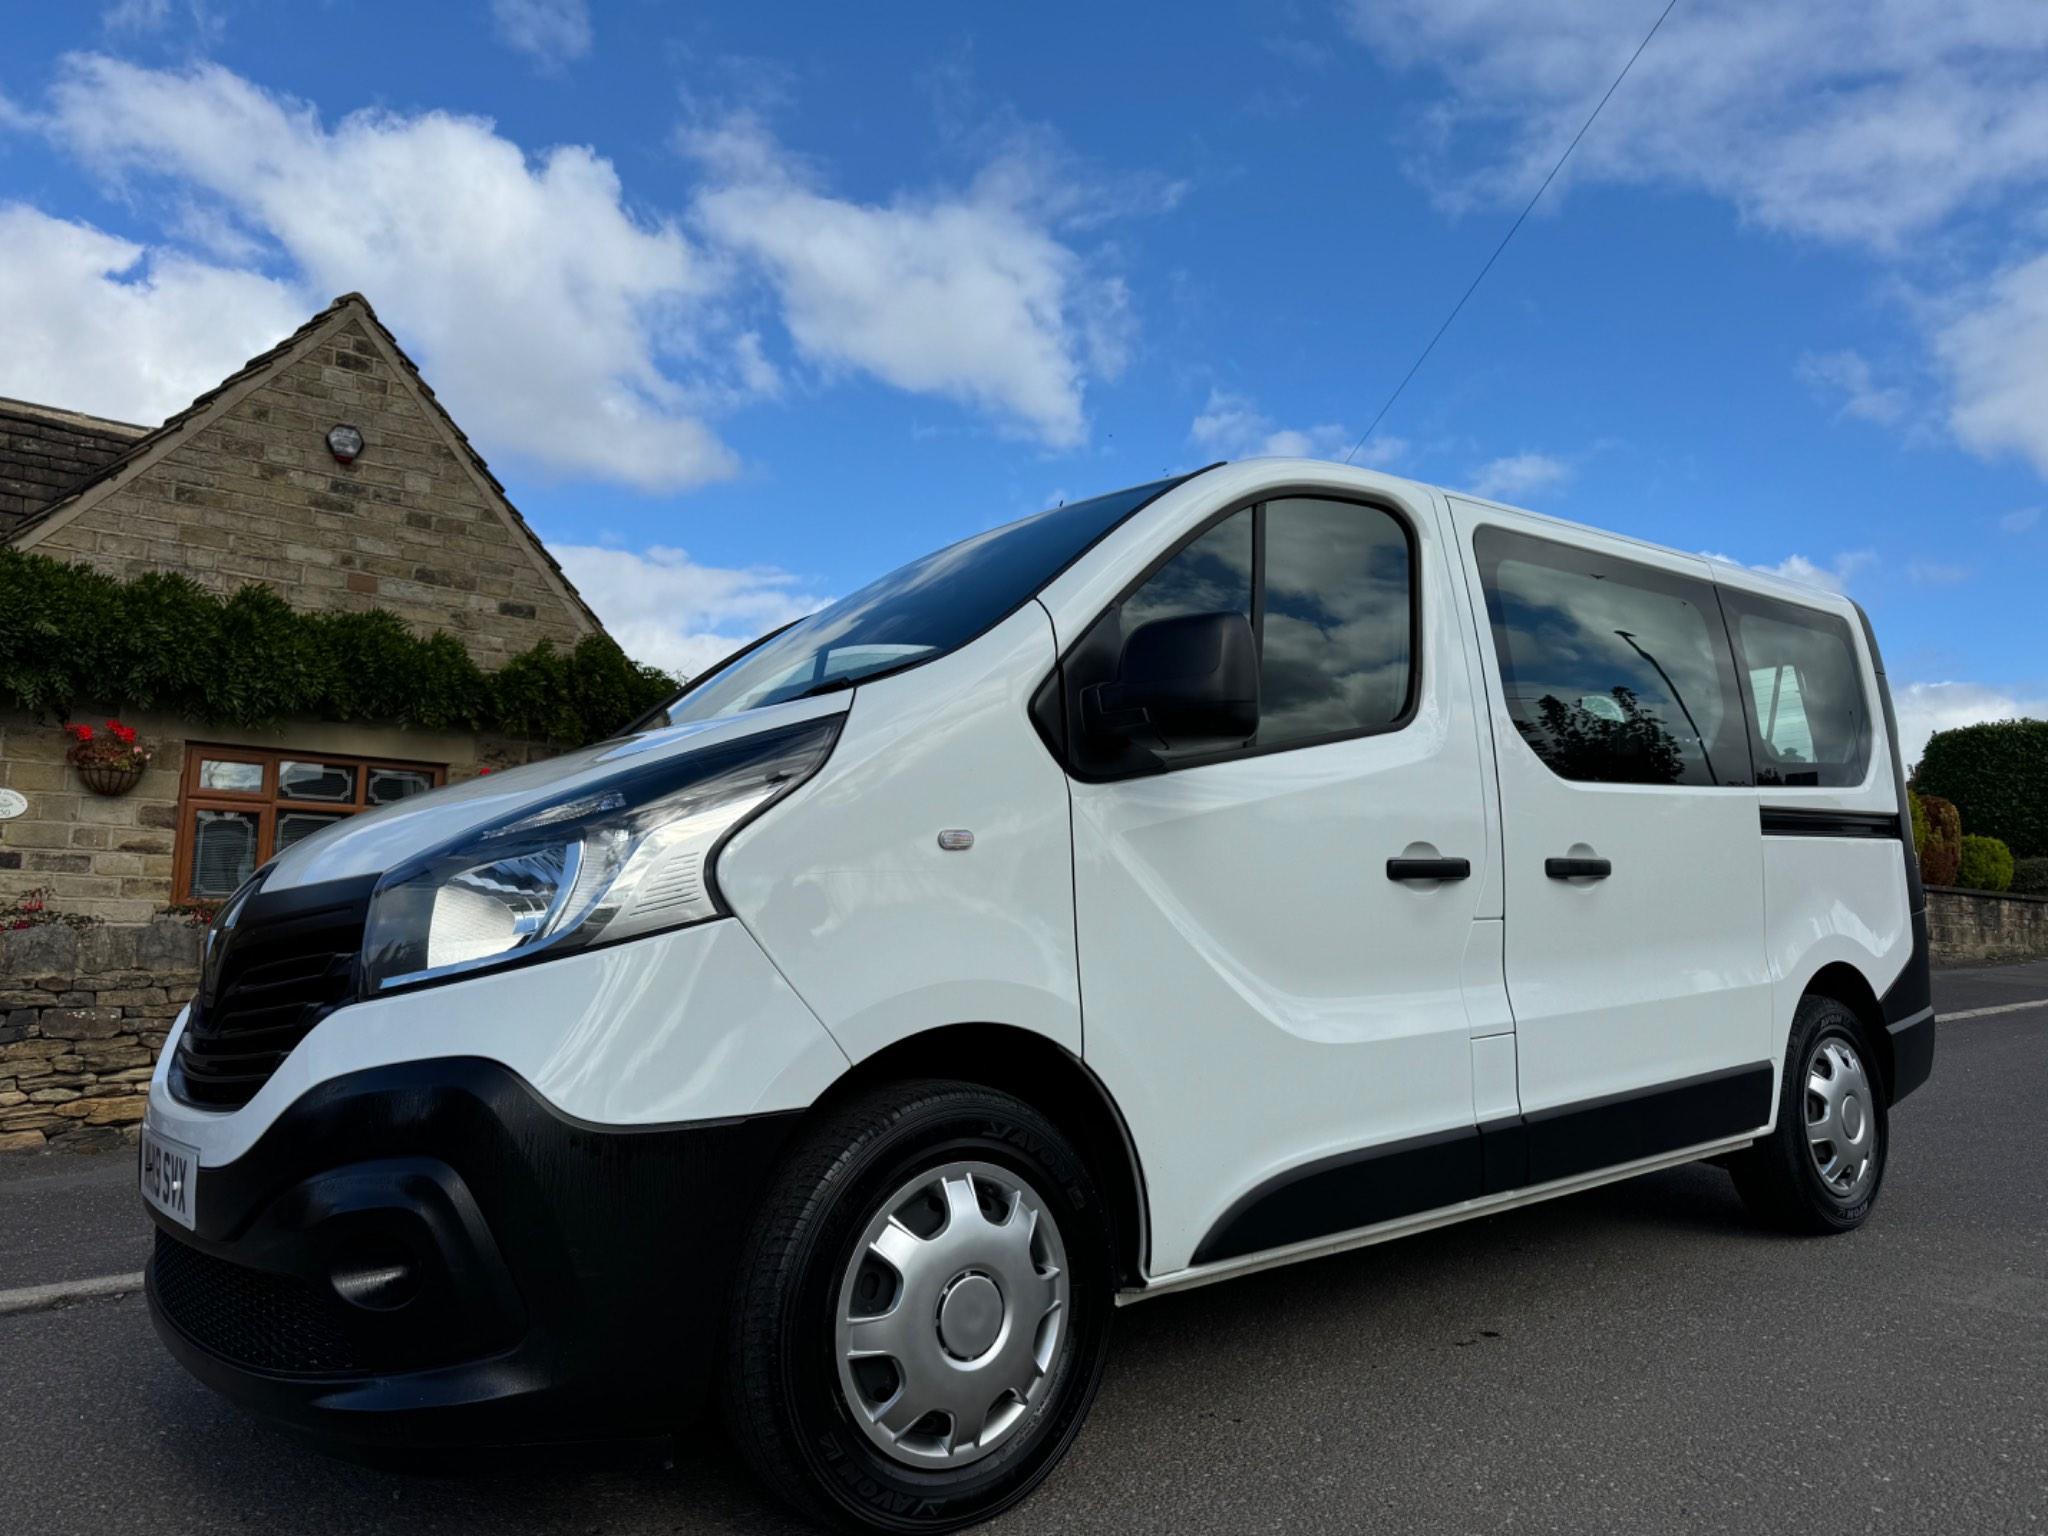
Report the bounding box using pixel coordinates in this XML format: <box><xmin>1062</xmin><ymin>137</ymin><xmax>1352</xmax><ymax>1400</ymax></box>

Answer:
<box><xmin>1387</xmin><ymin>856</ymin><xmax>1472</xmax><ymax>882</ymax></box>
<box><xmin>1545</xmin><ymin>856</ymin><xmax>1612</xmax><ymax>880</ymax></box>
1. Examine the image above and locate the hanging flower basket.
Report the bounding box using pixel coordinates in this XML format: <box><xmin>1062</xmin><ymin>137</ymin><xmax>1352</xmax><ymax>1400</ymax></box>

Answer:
<box><xmin>65</xmin><ymin>720</ymin><xmax>153</xmax><ymax>798</ymax></box>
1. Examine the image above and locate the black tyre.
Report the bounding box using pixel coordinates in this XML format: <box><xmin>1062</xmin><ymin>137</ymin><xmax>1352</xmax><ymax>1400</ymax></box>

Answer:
<box><xmin>1730</xmin><ymin>994</ymin><xmax>1888</xmax><ymax>1233</ymax></box>
<box><xmin>723</xmin><ymin>1080</ymin><xmax>1114</xmax><ymax>1533</ymax></box>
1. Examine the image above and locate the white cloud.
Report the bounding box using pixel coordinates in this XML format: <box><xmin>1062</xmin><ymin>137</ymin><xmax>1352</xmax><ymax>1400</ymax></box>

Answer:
<box><xmin>1188</xmin><ymin>389</ymin><xmax>1403</xmax><ymax>466</ymax></box>
<box><xmin>1342</xmin><ymin>2</ymin><xmax>2048</xmax><ymax>485</ymax></box>
<box><xmin>684</xmin><ymin>117</ymin><xmax>1130</xmax><ymax>448</ymax></box>
<box><xmin>0</xmin><ymin>203</ymin><xmax>308</xmax><ymax>425</ymax></box>
<box><xmin>101</xmin><ymin>0</ymin><xmax>224</xmax><ymax>43</ymax></box>
<box><xmin>1935</xmin><ymin>252</ymin><xmax>2048</xmax><ymax>479</ymax></box>
<box><xmin>40</xmin><ymin>56</ymin><xmax>739</xmax><ymax>492</ymax></box>
<box><xmin>101</xmin><ymin>0</ymin><xmax>168</xmax><ymax>30</ymax></box>
<box><xmin>1907</xmin><ymin>560</ymin><xmax>1969</xmax><ymax>586</ymax></box>
<box><xmin>1797</xmin><ymin>349</ymin><xmax>1908</xmax><ymax>425</ymax></box>
<box><xmin>1700</xmin><ymin>549</ymin><xmax>1876</xmax><ymax>594</ymax></box>
<box><xmin>490</xmin><ymin>0</ymin><xmax>592</xmax><ymax>68</ymax></box>
<box><xmin>1893</xmin><ymin>680</ymin><xmax>2048</xmax><ymax>769</ymax></box>
<box><xmin>1467</xmin><ymin>451</ymin><xmax>1570</xmax><ymax>502</ymax></box>
<box><xmin>551</xmin><ymin>543</ymin><xmax>826</xmax><ymax>678</ymax></box>
<box><xmin>1341</xmin><ymin>1</ymin><xmax>2048</xmax><ymax>250</ymax></box>
<box><xmin>2000</xmin><ymin>507</ymin><xmax>2041</xmax><ymax>534</ymax></box>
<box><xmin>14</xmin><ymin>58</ymin><xmax>1150</xmax><ymax>490</ymax></box>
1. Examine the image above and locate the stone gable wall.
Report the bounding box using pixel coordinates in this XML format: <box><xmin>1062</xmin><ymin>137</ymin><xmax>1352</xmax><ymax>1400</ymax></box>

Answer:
<box><xmin>0</xmin><ymin>917</ymin><xmax>201</xmax><ymax>1151</ymax></box>
<box><xmin>26</xmin><ymin>314</ymin><xmax>591</xmax><ymax>665</ymax></box>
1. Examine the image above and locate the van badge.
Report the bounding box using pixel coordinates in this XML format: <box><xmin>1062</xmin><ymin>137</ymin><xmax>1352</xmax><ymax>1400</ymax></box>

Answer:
<box><xmin>936</xmin><ymin>829</ymin><xmax>975</xmax><ymax>852</ymax></box>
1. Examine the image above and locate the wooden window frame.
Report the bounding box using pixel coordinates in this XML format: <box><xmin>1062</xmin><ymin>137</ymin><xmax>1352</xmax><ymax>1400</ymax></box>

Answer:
<box><xmin>173</xmin><ymin>743</ymin><xmax>447</xmax><ymax>901</ymax></box>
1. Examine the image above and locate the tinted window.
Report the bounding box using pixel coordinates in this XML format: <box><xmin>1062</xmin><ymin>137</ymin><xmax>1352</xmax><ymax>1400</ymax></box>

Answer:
<box><xmin>1475</xmin><ymin>528</ymin><xmax>1749</xmax><ymax>787</ymax></box>
<box><xmin>1722</xmin><ymin>590</ymin><xmax>1870</xmax><ymax>788</ymax></box>
<box><xmin>1260</xmin><ymin>498</ymin><xmax>1413</xmax><ymax>745</ymax></box>
<box><xmin>1064</xmin><ymin>496</ymin><xmax>1416</xmax><ymax>775</ymax></box>
<box><xmin>663</xmin><ymin>476</ymin><xmax>1186</xmax><ymax>725</ymax></box>
<box><xmin>1122</xmin><ymin>509</ymin><xmax>1252</xmax><ymax>635</ymax></box>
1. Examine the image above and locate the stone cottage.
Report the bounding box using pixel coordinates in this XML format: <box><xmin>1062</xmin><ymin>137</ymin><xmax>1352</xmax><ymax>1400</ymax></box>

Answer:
<box><xmin>0</xmin><ymin>294</ymin><xmax>645</xmax><ymax>1149</ymax></box>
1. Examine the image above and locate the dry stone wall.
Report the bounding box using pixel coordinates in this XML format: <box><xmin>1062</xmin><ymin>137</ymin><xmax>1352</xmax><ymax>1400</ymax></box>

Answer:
<box><xmin>0</xmin><ymin>916</ymin><xmax>200</xmax><ymax>1151</ymax></box>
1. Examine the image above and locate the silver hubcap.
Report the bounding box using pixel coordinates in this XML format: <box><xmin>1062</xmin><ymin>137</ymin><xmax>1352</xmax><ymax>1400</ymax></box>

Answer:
<box><xmin>1806</xmin><ymin>1037</ymin><xmax>1878</xmax><ymax>1201</ymax></box>
<box><xmin>835</xmin><ymin>1160</ymin><xmax>1070</xmax><ymax>1469</ymax></box>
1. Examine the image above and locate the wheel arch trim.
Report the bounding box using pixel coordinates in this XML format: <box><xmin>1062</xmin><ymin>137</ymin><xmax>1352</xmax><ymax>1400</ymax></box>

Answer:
<box><xmin>815</xmin><ymin>1021</ymin><xmax>1154</xmax><ymax>1288</ymax></box>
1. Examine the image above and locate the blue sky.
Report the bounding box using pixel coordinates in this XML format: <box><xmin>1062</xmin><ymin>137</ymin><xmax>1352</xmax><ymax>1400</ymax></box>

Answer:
<box><xmin>2</xmin><ymin>1</ymin><xmax>2045</xmax><ymax>760</ymax></box>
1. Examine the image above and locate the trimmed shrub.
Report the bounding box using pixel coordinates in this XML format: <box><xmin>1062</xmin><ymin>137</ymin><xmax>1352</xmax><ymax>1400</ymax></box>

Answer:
<box><xmin>2009</xmin><ymin>857</ymin><xmax>2048</xmax><ymax>897</ymax></box>
<box><xmin>1908</xmin><ymin>787</ymin><xmax>1928</xmax><ymax>861</ymax></box>
<box><xmin>0</xmin><ymin>546</ymin><xmax>678</xmax><ymax>747</ymax></box>
<box><xmin>1916</xmin><ymin>718</ymin><xmax>2048</xmax><ymax>859</ymax></box>
<box><xmin>1957</xmin><ymin>835</ymin><xmax>2015</xmax><ymax>893</ymax></box>
<box><xmin>1918</xmin><ymin>795</ymin><xmax>1962</xmax><ymax>886</ymax></box>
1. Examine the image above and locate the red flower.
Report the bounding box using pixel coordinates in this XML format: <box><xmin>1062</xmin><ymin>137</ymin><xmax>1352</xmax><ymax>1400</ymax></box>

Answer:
<box><xmin>477</xmin><ymin>766</ymin><xmax>494</xmax><ymax>775</ymax></box>
<box><xmin>106</xmin><ymin>719</ymin><xmax>138</xmax><ymax>744</ymax></box>
<box><xmin>64</xmin><ymin>722</ymin><xmax>93</xmax><ymax>742</ymax></box>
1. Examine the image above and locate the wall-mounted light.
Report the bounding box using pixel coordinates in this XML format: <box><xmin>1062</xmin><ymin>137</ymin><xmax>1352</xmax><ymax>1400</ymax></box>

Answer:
<box><xmin>326</xmin><ymin>424</ymin><xmax>364</xmax><ymax>464</ymax></box>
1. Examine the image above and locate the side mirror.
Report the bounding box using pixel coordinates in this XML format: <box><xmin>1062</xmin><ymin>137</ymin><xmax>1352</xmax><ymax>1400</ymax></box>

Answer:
<box><xmin>1082</xmin><ymin>610</ymin><xmax>1259</xmax><ymax>751</ymax></box>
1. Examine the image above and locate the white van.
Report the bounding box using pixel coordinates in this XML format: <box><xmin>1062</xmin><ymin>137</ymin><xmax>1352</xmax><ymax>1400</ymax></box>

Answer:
<box><xmin>139</xmin><ymin>460</ymin><xmax>1934</xmax><ymax>1531</ymax></box>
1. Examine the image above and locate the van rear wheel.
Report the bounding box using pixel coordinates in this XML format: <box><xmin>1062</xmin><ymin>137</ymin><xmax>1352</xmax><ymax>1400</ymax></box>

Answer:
<box><xmin>1730</xmin><ymin>994</ymin><xmax>1888</xmax><ymax>1234</ymax></box>
<box><xmin>723</xmin><ymin>1080</ymin><xmax>1113</xmax><ymax>1533</ymax></box>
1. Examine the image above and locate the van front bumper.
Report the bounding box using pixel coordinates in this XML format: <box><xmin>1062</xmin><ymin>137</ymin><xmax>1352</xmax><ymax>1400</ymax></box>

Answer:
<box><xmin>143</xmin><ymin>1057</ymin><xmax>796</xmax><ymax>1445</ymax></box>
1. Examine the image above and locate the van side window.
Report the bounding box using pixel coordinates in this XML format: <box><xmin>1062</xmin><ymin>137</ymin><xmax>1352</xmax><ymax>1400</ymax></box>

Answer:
<box><xmin>1260</xmin><ymin>498</ymin><xmax>1414</xmax><ymax>747</ymax></box>
<box><xmin>1474</xmin><ymin>527</ymin><xmax>1750</xmax><ymax>788</ymax></box>
<box><xmin>1121</xmin><ymin>509</ymin><xmax>1253</xmax><ymax>637</ymax></box>
<box><xmin>1055</xmin><ymin>497</ymin><xmax>1418</xmax><ymax>778</ymax></box>
<box><xmin>1720</xmin><ymin>591</ymin><xmax>1871</xmax><ymax>788</ymax></box>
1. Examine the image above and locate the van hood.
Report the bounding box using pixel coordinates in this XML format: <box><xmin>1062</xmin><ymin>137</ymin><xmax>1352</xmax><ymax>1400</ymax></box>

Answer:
<box><xmin>258</xmin><ymin>693</ymin><xmax>852</xmax><ymax>893</ymax></box>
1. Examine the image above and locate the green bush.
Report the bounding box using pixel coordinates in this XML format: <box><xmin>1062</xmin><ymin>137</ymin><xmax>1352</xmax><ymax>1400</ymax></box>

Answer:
<box><xmin>1957</xmin><ymin>835</ymin><xmax>2015</xmax><ymax>892</ymax></box>
<box><xmin>2010</xmin><ymin>857</ymin><xmax>2048</xmax><ymax>897</ymax></box>
<box><xmin>1915</xmin><ymin>718</ymin><xmax>2048</xmax><ymax>859</ymax></box>
<box><xmin>1918</xmin><ymin>794</ymin><xmax>1962</xmax><ymax>886</ymax></box>
<box><xmin>0</xmin><ymin>547</ymin><xmax>677</xmax><ymax>747</ymax></box>
<box><xmin>1908</xmin><ymin>788</ymin><xmax>1928</xmax><ymax>860</ymax></box>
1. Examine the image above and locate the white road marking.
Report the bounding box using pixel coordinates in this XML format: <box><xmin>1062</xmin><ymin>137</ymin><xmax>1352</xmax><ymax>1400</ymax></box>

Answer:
<box><xmin>1941</xmin><ymin>997</ymin><xmax>2048</xmax><ymax>1022</ymax></box>
<box><xmin>0</xmin><ymin>1272</ymin><xmax>145</xmax><ymax>1317</ymax></box>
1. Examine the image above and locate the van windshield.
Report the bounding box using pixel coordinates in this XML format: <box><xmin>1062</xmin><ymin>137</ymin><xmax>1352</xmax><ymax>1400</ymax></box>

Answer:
<box><xmin>658</xmin><ymin>475</ymin><xmax>1189</xmax><ymax>726</ymax></box>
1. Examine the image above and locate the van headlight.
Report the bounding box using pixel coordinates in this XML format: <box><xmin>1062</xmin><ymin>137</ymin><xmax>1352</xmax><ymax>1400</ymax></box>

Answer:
<box><xmin>361</xmin><ymin>717</ymin><xmax>838</xmax><ymax>992</ymax></box>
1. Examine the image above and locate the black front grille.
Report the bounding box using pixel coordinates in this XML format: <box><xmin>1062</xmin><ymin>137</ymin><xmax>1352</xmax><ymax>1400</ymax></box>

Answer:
<box><xmin>149</xmin><ymin>1229</ymin><xmax>362</xmax><ymax>1376</ymax></box>
<box><xmin>173</xmin><ymin>874</ymin><xmax>376</xmax><ymax>1109</ymax></box>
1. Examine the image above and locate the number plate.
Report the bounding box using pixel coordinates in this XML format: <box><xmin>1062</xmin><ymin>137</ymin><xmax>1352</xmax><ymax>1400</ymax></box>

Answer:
<box><xmin>139</xmin><ymin>1123</ymin><xmax>200</xmax><ymax>1231</ymax></box>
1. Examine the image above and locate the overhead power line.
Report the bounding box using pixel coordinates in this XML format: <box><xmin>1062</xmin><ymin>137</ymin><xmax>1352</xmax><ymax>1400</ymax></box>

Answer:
<box><xmin>1343</xmin><ymin>0</ymin><xmax>1685</xmax><ymax>465</ymax></box>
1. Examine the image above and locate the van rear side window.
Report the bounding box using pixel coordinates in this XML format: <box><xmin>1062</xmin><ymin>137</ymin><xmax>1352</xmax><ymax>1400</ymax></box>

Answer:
<box><xmin>1720</xmin><ymin>592</ymin><xmax>1871</xmax><ymax>788</ymax></box>
<box><xmin>1474</xmin><ymin>527</ymin><xmax>1750</xmax><ymax>788</ymax></box>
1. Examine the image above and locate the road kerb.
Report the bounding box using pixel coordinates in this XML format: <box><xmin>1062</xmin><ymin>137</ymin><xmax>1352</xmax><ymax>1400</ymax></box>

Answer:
<box><xmin>0</xmin><ymin>1272</ymin><xmax>146</xmax><ymax>1317</ymax></box>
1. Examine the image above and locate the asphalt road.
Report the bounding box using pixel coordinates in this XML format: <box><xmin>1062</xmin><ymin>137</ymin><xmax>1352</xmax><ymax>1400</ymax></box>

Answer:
<box><xmin>4</xmin><ymin>962</ymin><xmax>2045</xmax><ymax>1534</ymax></box>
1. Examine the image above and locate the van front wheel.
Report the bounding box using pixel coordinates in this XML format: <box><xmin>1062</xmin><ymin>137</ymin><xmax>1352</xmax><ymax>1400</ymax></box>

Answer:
<box><xmin>1730</xmin><ymin>994</ymin><xmax>1888</xmax><ymax>1234</ymax></box>
<box><xmin>723</xmin><ymin>1081</ymin><xmax>1113</xmax><ymax>1533</ymax></box>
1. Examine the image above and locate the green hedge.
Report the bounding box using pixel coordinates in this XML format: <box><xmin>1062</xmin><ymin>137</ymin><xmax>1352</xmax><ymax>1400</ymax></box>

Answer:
<box><xmin>1957</xmin><ymin>834</ymin><xmax>2015</xmax><ymax>893</ymax></box>
<box><xmin>0</xmin><ymin>546</ymin><xmax>678</xmax><ymax>747</ymax></box>
<box><xmin>1916</xmin><ymin>718</ymin><xmax>2048</xmax><ymax>860</ymax></box>
<box><xmin>2012</xmin><ymin>857</ymin><xmax>2048</xmax><ymax>897</ymax></box>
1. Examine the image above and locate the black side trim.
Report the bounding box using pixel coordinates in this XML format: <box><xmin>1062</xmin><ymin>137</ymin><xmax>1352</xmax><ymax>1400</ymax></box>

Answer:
<box><xmin>1759</xmin><ymin>807</ymin><xmax>1901</xmax><ymax>838</ymax></box>
<box><xmin>1887</xmin><ymin>1003</ymin><xmax>1937</xmax><ymax>1105</ymax></box>
<box><xmin>1192</xmin><ymin>1127</ymin><xmax>1480</xmax><ymax>1267</ymax></box>
<box><xmin>1523</xmin><ymin>1061</ymin><xmax>1772</xmax><ymax>1187</ymax></box>
<box><xmin>1190</xmin><ymin>1062</ymin><xmax>1774</xmax><ymax>1267</ymax></box>
<box><xmin>1878</xmin><ymin>906</ymin><xmax>1936</xmax><ymax>1104</ymax></box>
